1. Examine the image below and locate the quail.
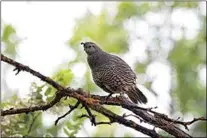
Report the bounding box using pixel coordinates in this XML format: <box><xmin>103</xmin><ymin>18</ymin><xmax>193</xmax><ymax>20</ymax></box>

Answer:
<box><xmin>81</xmin><ymin>42</ymin><xmax>147</xmax><ymax>104</ymax></box>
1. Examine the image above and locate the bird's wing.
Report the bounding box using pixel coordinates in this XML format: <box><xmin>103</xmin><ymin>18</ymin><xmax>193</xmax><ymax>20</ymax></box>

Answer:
<box><xmin>94</xmin><ymin>79</ymin><xmax>115</xmax><ymax>94</ymax></box>
<box><xmin>92</xmin><ymin>54</ymin><xmax>137</xmax><ymax>93</ymax></box>
<box><xmin>109</xmin><ymin>54</ymin><xmax>137</xmax><ymax>84</ymax></box>
<box><xmin>92</xmin><ymin>63</ymin><xmax>118</xmax><ymax>93</ymax></box>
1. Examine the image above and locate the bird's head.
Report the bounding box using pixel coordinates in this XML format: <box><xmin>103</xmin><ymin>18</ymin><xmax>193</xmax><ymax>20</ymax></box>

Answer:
<box><xmin>81</xmin><ymin>42</ymin><xmax>102</xmax><ymax>55</ymax></box>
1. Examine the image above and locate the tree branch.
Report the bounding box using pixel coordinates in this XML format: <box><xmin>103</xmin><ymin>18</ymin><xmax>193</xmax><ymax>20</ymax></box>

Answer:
<box><xmin>1</xmin><ymin>91</ymin><xmax>63</xmax><ymax>116</ymax></box>
<box><xmin>55</xmin><ymin>101</ymin><xmax>80</xmax><ymax>125</ymax></box>
<box><xmin>163</xmin><ymin>116</ymin><xmax>207</xmax><ymax>131</ymax></box>
<box><xmin>1</xmin><ymin>54</ymin><xmax>161</xmax><ymax>137</ymax></box>
<box><xmin>1</xmin><ymin>54</ymin><xmax>64</xmax><ymax>90</ymax></box>
<box><xmin>78</xmin><ymin>114</ymin><xmax>113</xmax><ymax>126</ymax></box>
<box><xmin>1</xmin><ymin>54</ymin><xmax>206</xmax><ymax>137</ymax></box>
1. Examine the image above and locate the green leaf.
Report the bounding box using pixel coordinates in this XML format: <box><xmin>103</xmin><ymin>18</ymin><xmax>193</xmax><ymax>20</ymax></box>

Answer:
<box><xmin>70</xmin><ymin>130</ymin><xmax>77</xmax><ymax>137</ymax></box>
<box><xmin>66</xmin><ymin>121</ymin><xmax>73</xmax><ymax>130</ymax></box>
<box><xmin>116</xmin><ymin>2</ymin><xmax>139</xmax><ymax>21</ymax></box>
<box><xmin>172</xmin><ymin>1</ymin><xmax>198</xmax><ymax>8</ymax></box>
<box><xmin>2</xmin><ymin>24</ymin><xmax>16</xmax><ymax>41</ymax></box>
<box><xmin>135</xmin><ymin>62</ymin><xmax>148</xmax><ymax>74</ymax></box>
<box><xmin>44</xmin><ymin>133</ymin><xmax>53</xmax><ymax>137</ymax></box>
<box><xmin>45</xmin><ymin>87</ymin><xmax>53</xmax><ymax>96</ymax></box>
<box><xmin>116</xmin><ymin>2</ymin><xmax>152</xmax><ymax>22</ymax></box>
<box><xmin>52</xmin><ymin>69</ymin><xmax>74</xmax><ymax>86</ymax></box>
<box><xmin>1</xmin><ymin>24</ymin><xmax>20</xmax><ymax>57</ymax></box>
<box><xmin>63</xmin><ymin>128</ymin><xmax>70</xmax><ymax>137</ymax></box>
<box><xmin>1</xmin><ymin>101</ymin><xmax>10</xmax><ymax>108</ymax></box>
<box><xmin>124</xmin><ymin>132</ymin><xmax>134</xmax><ymax>137</ymax></box>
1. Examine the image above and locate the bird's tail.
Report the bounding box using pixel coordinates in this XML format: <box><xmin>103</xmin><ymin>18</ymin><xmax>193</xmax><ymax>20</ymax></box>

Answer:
<box><xmin>127</xmin><ymin>87</ymin><xmax>147</xmax><ymax>104</ymax></box>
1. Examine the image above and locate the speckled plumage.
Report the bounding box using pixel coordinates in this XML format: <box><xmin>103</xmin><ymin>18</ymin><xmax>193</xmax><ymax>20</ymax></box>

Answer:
<box><xmin>82</xmin><ymin>42</ymin><xmax>147</xmax><ymax>104</ymax></box>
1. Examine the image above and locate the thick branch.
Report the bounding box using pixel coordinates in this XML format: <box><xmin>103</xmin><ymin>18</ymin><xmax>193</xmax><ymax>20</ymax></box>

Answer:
<box><xmin>89</xmin><ymin>95</ymin><xmax>193</xmax><ymax>137</ymax></box>
<box><xmin>1</xmin><ymin>54</ymin><xmax>64</xmax><ymax>90</ymax></box>
<box><xmin>1</xmin><ymin>54</ymin><xmax>161</xmax><ymax>137</ymax></box>
<box><xmin>1</xmin><ymin>92</ymin><xmax>62</xmax><ymax>116</ymax></box>
<box><xmin>88</xmin><ymin>102</ymin><xmax>161</xmax><ymax>137</ymax></box>
<box><xmin>1</xmin><ymin>54</ymin><xmax>205</xmax><ymax>137</ymax></box>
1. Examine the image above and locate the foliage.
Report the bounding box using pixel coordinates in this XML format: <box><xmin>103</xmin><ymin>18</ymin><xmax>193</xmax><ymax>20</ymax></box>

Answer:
<box><xmin>68</xmin><ymin>1</ymin><xmax>206</xmax><ymax>137</ymax></box>
<box><xmin>1</xmin><ymin>1</ymin><xmax>206</xmax><ymax>137</ymax></box>
<box><xmin>1</xmin><ymin>24</ymin><xmax>20</xmax><ymax>58</ymax></box>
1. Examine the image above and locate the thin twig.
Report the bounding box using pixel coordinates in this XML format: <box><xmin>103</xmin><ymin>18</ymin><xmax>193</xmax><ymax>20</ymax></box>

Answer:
<box><xmin>55</xmin><ymin>101</ymin><xmax>80</xmax><ymax>125</ymax></box>
<box><xmin>1</xmin><ymin>91</ymin><xmax>63</xmax><ymax>116</ymax></box>
<box><xmin>82</xmin><ymin>103</ymin><xmax>96</xmax><ymax>126</ymax></box>
<box><xmin>26</xmin><ymin>112</ymin><xmax>41</xmax><ymax>136</ymax></box>
<box><xmin>168</xmin><ymin>117</ymin><xmax>207</xmax><ymax>131</ymax></box>
<box><xmin>78</xmin><ymin>114</ymin><xmax>113</xmax><ymax>126</ymax></box>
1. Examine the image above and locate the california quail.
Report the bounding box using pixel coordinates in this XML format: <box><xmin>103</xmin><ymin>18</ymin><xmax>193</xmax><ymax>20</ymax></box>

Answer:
<box><xmin>81</xmin><ymin>42</ymin><xmax>147</xmax><ymax>104</ymax></box>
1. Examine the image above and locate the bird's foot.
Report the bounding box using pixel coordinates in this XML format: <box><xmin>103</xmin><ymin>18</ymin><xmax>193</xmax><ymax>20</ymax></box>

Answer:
<box><xmin>13</xmin><ymin>67</ymin><xmax>22</xmax><ymax>75</ymax></box>
<box><xmin>115</xmin><ymin>92</ymin><xmax>127</xmax><ymax>101</ymax></box>
<box><xmin>120</xmin><ymin>92</ymin><xmax>125</xmax><ymax>97</ymax></box>
<box><xmin>116</xmin><ymin>92</ymin><xmax>125</xmax><ymax>99</ymax></box>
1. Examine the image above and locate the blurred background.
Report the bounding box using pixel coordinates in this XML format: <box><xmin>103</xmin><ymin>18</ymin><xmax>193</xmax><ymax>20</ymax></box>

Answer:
<box><xmin>1</xmin><ymin>1</ymin><xmax>206</xmax><ymax>137</ymax></box>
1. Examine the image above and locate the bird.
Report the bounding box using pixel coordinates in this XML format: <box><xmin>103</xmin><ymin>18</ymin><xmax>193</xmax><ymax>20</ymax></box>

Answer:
<box><xmin>81</xmin><ymin>42</ymin><xmax>147</xmax><ymax>104</ymax></box>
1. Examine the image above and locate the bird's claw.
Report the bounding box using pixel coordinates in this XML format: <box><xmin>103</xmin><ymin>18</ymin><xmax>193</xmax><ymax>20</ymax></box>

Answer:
<box><xmin>13</xmin><ymin>67</ymin><xmax>21</xmax><ymax>75</ymax></box>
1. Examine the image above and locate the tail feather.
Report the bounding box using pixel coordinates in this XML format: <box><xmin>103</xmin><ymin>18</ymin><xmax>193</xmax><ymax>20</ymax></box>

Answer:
<box><xmin>127</xmin><ymin>87</ymin><xmax>147</xmax><ymax>104</ymax></box>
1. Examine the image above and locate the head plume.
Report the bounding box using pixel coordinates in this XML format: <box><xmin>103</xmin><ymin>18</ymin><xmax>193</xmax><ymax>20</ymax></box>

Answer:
<box><xmin>81</xmin><ymin>42</ymin><xmax>102</xmax><ymax>55</ymax></box>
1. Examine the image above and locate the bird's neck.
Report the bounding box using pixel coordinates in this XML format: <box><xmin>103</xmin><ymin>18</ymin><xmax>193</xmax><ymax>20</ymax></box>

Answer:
<box><xmin>87</xmin><ymin>51</ymin><xmax>108</xmax><ymax>69</ymax></box>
